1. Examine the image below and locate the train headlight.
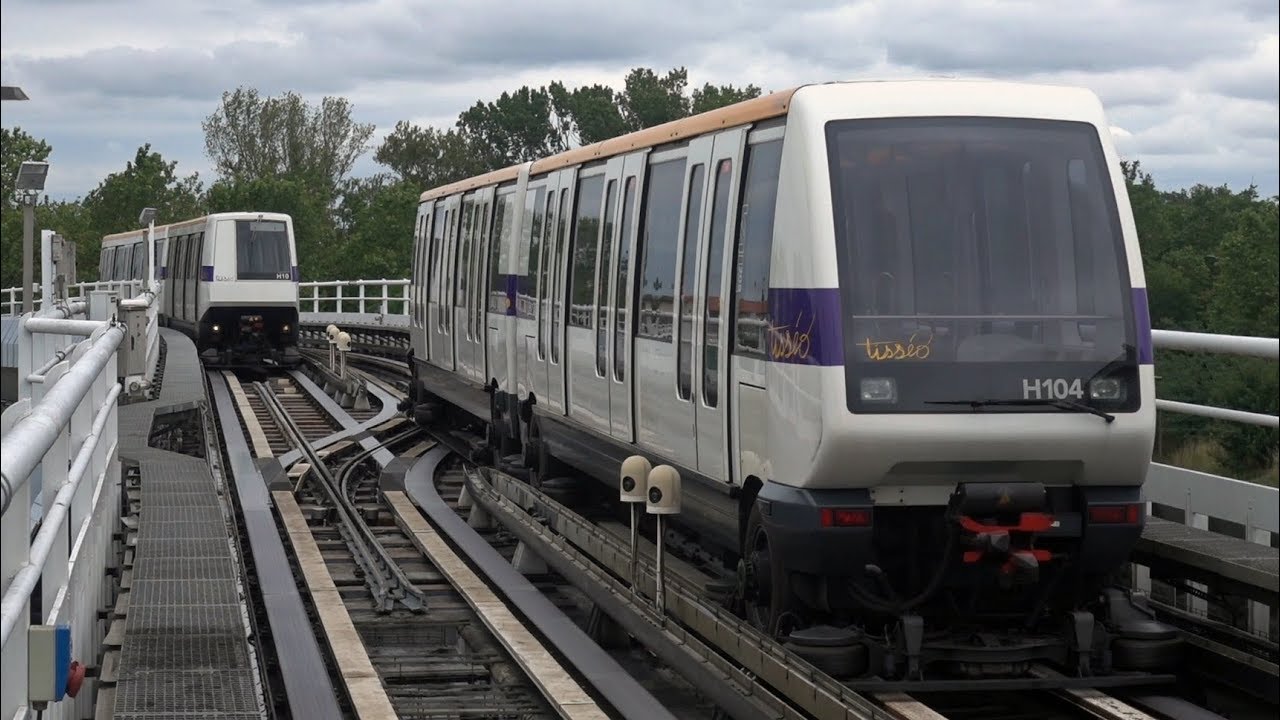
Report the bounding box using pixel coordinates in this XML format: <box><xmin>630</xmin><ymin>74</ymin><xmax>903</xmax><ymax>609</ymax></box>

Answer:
<box><xmin>860</xmin><ymin>377</ymin><xmax>897</xmax><ymax>403</ymax></box>
<box><xmin>211</xmin><ymin>323</ymin><xmax>222</xmax><ymax>334</ymax></box>
<box><xmin>281</xmin><ymin>323</ymin><xmax>291</xmax><ymax>334</ymax></box>
<box><xmin>1089</xmin><ymin>378</ymin><xmax>1124</xmax><ymax>401</ymax></box>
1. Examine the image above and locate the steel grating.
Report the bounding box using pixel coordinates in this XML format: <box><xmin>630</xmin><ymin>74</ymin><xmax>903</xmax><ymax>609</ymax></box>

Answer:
<box><xmin>126</xmin><ymin>604</ymin><xmax>246</xmax><ymax>635</ymax></box>
<box><xmin>131</xmin><ymin>538</ymin><xmax>232</xmax><ymax>558</ymax></box>
<box><xmin>113</xmin><ymin>670</ymin><xmax>261</xmax><ymax>716</ymax></box>
<box><xmin>119</xmin><ymin>633</ymin><xmax>251</xmax><ymax>673</ymax></box>
<box><xmin>113</xmin><ymin>328</ymin><xmax>265</xmax><ymax>719</ymax></box>
<box><xmin>138</xmin><ymin>519</ymin><xmax>231</xmax><ymax>539</ymax></box>
<box><xmin>132</xmin><ymin>557</ymin><xmax>238</xmax><ymax>581</ymax></box>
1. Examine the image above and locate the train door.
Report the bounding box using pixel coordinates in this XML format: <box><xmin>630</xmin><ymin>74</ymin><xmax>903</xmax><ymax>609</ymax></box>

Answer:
<box><xmin>410</xmin><ymin>202</ymin><xmax>430</xmax><ymax>355</ymax></box>
<box><xmin>487</xmin><ymin>186</ymin><xmax>518</xmax><ymax>397</ymax></box>
<box><xmin>185</xmin><ymin>232</ymin><xmax>203</xmax><ymax>326</ymax></box>
<box><xmin>460</xmin><ymin>188</ymin><xmax>494</xmax><ymax>384</ymax></box>
<box><xmin>516</xmin><ymin>180</ymin><xmax>547</xmax><ymax>403</ymax></box>
<box><xmin>609</xmin><ymin>151</ymin><xmax>648</xmax><ymax>441</ymax></box>
<box><xmin>568</xmin><ymin>163</ymin><xmax>611</xmax><ymax>425</ymax></box>
<box><xmin>692</xmin><ymin>128</ymin><xmax>747</xmax><ymax>482</ymax></box>
<box><xmin>545</xmin><ymin>167</ymin><xmax>577</xmax><ymax>414</ymax></box>
<box><xmin>432</xmin><ymin>195</ymin><xmax>459</xmax><ymax>371</ymax></box>
<box><xmin>470</xmin><ymin>186</ymin><xmax>495</xmax><ymax>385</ymax></box>
<box><xmin>167</xmin><ymin>237</ymin><xmax>184</xmax><ymax>320</ymax></box>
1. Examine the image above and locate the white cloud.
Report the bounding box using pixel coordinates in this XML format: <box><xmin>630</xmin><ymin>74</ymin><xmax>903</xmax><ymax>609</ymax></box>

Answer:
<box><xmin>0</xmin><ymin>0</ymin><xmax>1275</xmax><ymax>200</ymax></box>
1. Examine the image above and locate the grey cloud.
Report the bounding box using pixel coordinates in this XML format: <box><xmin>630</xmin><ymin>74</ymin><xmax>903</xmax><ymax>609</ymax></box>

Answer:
<box><xmin>0</xmin><ymin>0</ymin><xmax>1275</xmax><ymax>199</ymax></box>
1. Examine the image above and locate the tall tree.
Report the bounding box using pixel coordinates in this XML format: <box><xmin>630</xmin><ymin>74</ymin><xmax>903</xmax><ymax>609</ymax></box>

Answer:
<box><xmin>202</xmin><ymin>87</ymin><xmax>375</xmax><ymax>202</ymax></box>
<box><xmin>548</xmin><ymin>82</ymin><xmax>626</xmax><ymax>146</ymax></box>
<box><xmin>1</xmin><ymin>127</ymin><xmax>53</xmax><ymax>208</ymax></box>
<box><xmin>618</xmin><ymin>67</ymin><xmax>691</xmax><ymax>131</ymax></box>
<box><xmin>690</xmin><ymin>82</ymin><xmax>762</xmax><ymax>114</ymax></box>
<box><xmin>205</xmin><ymin>175</ymin><xmax>335</xmax><ymax>280</ymax></box>
<box><xmin>456</xmin><ymin>86</ymin><xmax>564</xmax><ymax>169</ymax></box>
<box><xmin>82</xmin><ymin>145</ymin><xmax>203</xmax><ymax>237</ymax></box>
<box><xmin>374</xmin><ymin>122</ymin><xmax>487</xmax><ymax>191</ymax></box>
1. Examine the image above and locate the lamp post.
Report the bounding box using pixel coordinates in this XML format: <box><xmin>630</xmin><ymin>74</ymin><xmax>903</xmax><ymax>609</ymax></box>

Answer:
<box><xmin>139</xmin><ymin>207</ymin><xmax>157</xmax><ymax>292</ymax></box>
<box><xmin>15</xmin><ymin>161</ymin><xmax>49</xmax><ymax>315</ymax></box>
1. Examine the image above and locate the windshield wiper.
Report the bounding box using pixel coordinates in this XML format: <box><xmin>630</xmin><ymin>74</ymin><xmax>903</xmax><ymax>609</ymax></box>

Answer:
<box><xmin>925</xmin><ymin>398</ymin><xmax>1115</xmax><ymax>423</ymax></box>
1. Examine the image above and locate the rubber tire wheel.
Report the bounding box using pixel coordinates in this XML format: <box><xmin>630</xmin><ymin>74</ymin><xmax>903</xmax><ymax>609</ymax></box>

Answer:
<box><xmin>742</xmin><ymin>502</ymin><xmax>793</xmax><ymax>637</ymax></box>
<box><xmin>782</xmin><ymin>642</ymin><xmax>870</xmax><ymax>678</ymax></box>
<box><xmin>1112</xmin><ymin>637</ymin><xmax>1182</xmax><ymax>671</ymax></box>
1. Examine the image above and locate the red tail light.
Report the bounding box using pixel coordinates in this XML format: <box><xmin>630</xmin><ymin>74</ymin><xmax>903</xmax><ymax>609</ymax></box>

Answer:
<box><xmin>819</xmin><ymin>508</ymin><xmax>872</xmax><ymax>528</ymax></box>
<box><xmin>1088</xmin><ymin>504</ymin><xmax>1141</xmax><ymax>524</ymax></box>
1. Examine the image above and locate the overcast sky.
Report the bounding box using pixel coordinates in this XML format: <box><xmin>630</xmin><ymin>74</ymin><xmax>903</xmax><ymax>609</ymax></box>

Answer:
<box><xmin>1</xmin><ymin>0</ymin><xmax>1277</xmax><ymax>201</ymax></box>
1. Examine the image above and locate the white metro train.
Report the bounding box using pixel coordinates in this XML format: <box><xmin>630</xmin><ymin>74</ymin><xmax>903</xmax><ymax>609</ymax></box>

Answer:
<box><xmin>405</xmin><ymin>80</ymin><xmax>1173</xmax><ymax>678</ymax></box>
<box><xmin>99</xmin><ymin>211</ymin><xmax>301</xmax><ymax>367</ymax></box>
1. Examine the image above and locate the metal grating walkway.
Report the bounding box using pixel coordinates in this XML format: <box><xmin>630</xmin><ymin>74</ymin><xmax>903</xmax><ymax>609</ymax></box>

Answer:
<box><xmin>108</xmin><ymin>329</ymin><xmax>265</xmax><ymax>720</ymax></box>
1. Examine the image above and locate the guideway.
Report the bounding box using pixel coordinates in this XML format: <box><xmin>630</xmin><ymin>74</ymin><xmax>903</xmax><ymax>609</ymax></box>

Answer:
<box><xmin>99</xmin><ymin>328</ymin><xmax>266</xmax><ymax>719</ymax></box>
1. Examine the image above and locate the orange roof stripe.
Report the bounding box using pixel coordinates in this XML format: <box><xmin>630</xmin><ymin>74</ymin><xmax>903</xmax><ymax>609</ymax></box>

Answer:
<box><xmin>419</xmin><ymin>87</ymin><xmax>797</xmax><ymax>203</ymax></box>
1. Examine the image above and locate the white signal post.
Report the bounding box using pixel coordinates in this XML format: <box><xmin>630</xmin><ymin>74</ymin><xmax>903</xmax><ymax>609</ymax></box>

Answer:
<box><xmin>645</xmin><ymin>465</ymin><xmax>682</xmax><ymax>617</ymax></box>
<box><xmin>619</xmin><ymin>456</ymin><xmax>652</xmax><ymax>593</ymax></box>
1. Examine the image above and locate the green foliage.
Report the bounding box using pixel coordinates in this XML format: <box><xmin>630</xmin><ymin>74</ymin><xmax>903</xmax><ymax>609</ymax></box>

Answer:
<box><xmin>373</xmin><ymin>122</ymin><xmax>485</xmax><ymax>190</ymax></box>
<box><xmin>205</xmin><ymin>175</ymin><xmax>335</xmax><ymax>279</ymax></box>
<box><xmin>202</xmin><ymin>87</ymin><xmax>375</xmax><ymax>204</ymax></box>
<box><xmin>1</xmin><ymin>127</ymin><xmax>52</xmax><ymax>208</ymax></box>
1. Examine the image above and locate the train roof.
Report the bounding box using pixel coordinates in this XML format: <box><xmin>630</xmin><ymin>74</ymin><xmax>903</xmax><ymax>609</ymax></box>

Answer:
<box><xmin>416</xmin><ymin>77</ymin><xmax>1107</xmax><ymax>204</ymax></box>
<box><xmin>418</xmin><ymin>87</ymin><xmax>799</xmax><ymax>202</ymax></box>
<box><xmin>101</xmin><ymin>211</ymin><xmax>292</xmax><ymax>242</ymax></box>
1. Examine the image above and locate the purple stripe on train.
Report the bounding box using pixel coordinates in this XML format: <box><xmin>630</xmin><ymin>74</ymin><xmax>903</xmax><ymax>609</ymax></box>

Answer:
<box><xmin>1131</xmin><ymin>287</ymin><xmax>1153</xmax><ymax>365</ymax></box>
<box><xmin>200</xmin><ymin>265</ymin><xmax>214</xmax><ymax>282</ymax></box>
<box><xmin>292</xmin><ymin>266</ymin><xmax>300</xmax><ymax>283</ymax></box>
<box><xmin>765</xmin><ymin>287</ymin><xmax>845</xmax><ymax>366</ymax></box>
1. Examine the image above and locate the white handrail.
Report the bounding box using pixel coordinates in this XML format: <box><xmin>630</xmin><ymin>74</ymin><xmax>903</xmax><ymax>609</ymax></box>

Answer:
<box><xmin>0</xmin><ymin>383</ymin><xmax>121</xmax><ymax>649</ymax></box>
<box><xmin>0</xmin><ymin>323</ymin><xmax>124</xmax><ymax>514</ymax></box>
<box><xmin>1152</xmin><ymin>329</ymin><xmax>1279</xmax><ymax>360</ymax></box>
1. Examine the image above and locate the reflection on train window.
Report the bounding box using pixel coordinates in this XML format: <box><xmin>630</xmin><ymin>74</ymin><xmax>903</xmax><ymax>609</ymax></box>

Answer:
<box><xmin>235</xmin><ymin>220</ymin><xmax>292</xmax><ymax>280</ymax></box>
<box><xmin>677</xmin><ymin>163</ymin><xmax>705</xmax><ymax>399</ymax></box>
<box><xmin>636</xmin><ymin>158</ymin><xmax>688</xmax><ymax>343</ymax></box>
<box><xmin>614</xmin><ymin>176</ymin><xmax>637</xmax><ymax>381</ymax></box>
<box><xmin>568</xmin><ymin>174</ymin><xmax>605</xmax><ymax>329</ymax></box>
<box><xmin>732</xmin><ymin>140</ymin><xmax>783</xmax><ymax>357</ymax></box>
<box><xmin>826</xmin><ymin>118</ymin><xmax>1132</xmax><ymax>364</ymax></box>
<box><xmin>702</xmin><ymin>158</ymin><xmax>733</xmax><ymax>409</ymax></box>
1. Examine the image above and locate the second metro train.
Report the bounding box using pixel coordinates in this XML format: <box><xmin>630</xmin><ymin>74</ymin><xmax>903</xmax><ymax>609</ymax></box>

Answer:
<box><xmin>99</xmin><ymin>211</ymin><xmax>301</xmax><ymax>367</ymax></box>
<box><xmin>404</xmin><ymin>79</ymin><xmax>1174</xmax><ymax>679</ymax></box>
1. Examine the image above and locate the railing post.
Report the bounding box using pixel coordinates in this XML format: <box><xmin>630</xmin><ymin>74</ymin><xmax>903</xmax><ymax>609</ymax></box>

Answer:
<box><xmin>335</xmin><ymin>283</ymin><xmax>343</xmax><ymax>314</ymax></box>
<box><xmin>358</xmin><ymin>282</ymin><xmax>366</xmax><ymax>315</ymax></box>
<box><xmin>379</xmin><ymin>280</ymin><xmax>388</xmax><ymax>316</ymax></box>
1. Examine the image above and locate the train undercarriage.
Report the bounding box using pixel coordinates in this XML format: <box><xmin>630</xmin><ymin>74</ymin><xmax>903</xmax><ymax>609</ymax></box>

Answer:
<box><xmin>189</xmin><ymin>306</ymin><xmax>302</xmax><ymax>369</ymax></box>
<box><xmin>405</xmin><ymin>365</ymin><xmax>1182</xmax><ymax>687</ymax></box>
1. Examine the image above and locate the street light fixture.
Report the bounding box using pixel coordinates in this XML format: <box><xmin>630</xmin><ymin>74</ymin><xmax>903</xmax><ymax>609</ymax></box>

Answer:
<box><xmin>15</xmin><ymin>161</ymin><xmax>49</xmax><ymax>314</ymax></box>
<box><xmin>139</xmin><ymin>207</ymin><xmax>157</xmax><ymax>290</ymax></box>
<box><xmin>1</xmin><ymin>86</ymin><xmax>29</xmax><ymax>101</ymax></box>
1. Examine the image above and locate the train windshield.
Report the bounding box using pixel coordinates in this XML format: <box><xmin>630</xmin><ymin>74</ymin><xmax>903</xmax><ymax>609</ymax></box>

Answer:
<box><xmin>236</xmin><ymin>220</ymin><xmax>293</xmax><ymax>280</ymax></box>
<box><xmin>825</xmin><ymin>117</ymin><xmax>1139</xmax><ymax>414</ymax></box>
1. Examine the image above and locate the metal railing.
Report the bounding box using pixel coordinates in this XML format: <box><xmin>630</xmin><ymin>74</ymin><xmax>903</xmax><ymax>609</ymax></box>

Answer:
<box><xmin>1142</xmin><ymin>329</ymin><xmax>1278</xmax><ymax>638</ymax></box>
<box><xmin>1</xmin><ymin>311</ymin><xmax>126</xmax><ymax>720</ymax></box>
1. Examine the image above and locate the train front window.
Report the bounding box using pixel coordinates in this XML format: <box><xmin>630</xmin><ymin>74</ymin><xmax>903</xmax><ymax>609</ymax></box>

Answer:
<box><xmin>236</xmin><ymin>220</ymin><xmax>292</xmax><ymax>280</ymax></box>
<box><xmin>825</xmin><ymin>117</ymin><xmax>1138</xmax><ymax>414</ymax></box>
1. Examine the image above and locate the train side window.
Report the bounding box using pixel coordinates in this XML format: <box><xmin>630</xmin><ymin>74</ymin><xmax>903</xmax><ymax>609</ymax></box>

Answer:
<box><xmin>595</xmin><ymin>179</ymin><xmax>618</xmax><ymax>375</ymax></box>
<box><xmin>551</xmin><ymin>188</ymin><xmax>570</xmax><ymax>362</ymax></box>
<box><xmin>731</xmin><ymin>139</ymin><xmax>783</xmax><ymax>357</ymax></box>
<box><xmin>636</xmin><ymin>157</ymin><xmax>688</xmax><ymax>343</ymax></box>
<box><xmin>475</xmin><ymin>199</ymin><xmax>491</xmax><ymax>333</ymax></box>
<box><xmin>489</xmin><ymin>194</ymin><xmax>512</xmax><ymax>314</ymax></box>
<box><xmin>538</xmin><ymin>190</ymin><xmax>556</xmax><ymax>359</ymax></box>
<box><xmin>431</xmin><ymin>207</ymin><xmax>444</xmax><ymax>310</ymax></box>
<box><xmin>519</xmin><ymin>186</ymin><xmax>545</xmax><ymax>321</ymax></box>
<box><xmin>463</xmin><ymin>198</ymin><xmax>478</xmax><ymax>308</ymax></box>
<box><xmin>100</xmin><ymin>247</ymin><xmax>113</xmax><ymax>281</ymax></box>
<box><xmin>568</xmin><ymin>174</ymin><xmax>605</xmax><ymax>330</ymax></box>
<box><xmin>702</xmin><ymin>158</ymin><xmax>733</xmax><ymax>409</ymax></box>
<box><xmin>132</xmin><ymin>241</ymin><xmax>145</xmax><ymax>280</ymax></box>
<box><xmin>613</xmin><ymin>176</ymin><xmax>637</xmax><ymax>381</ymax></box>
<box><xmin>114</xmin><ymin>244</ymin><xmax>130</xmax><ymax>281</ymax></box>
<box><xmin>677</xmin><ymin>163</ymin><xmax>707</xmax><ymax>400</ymax></box>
